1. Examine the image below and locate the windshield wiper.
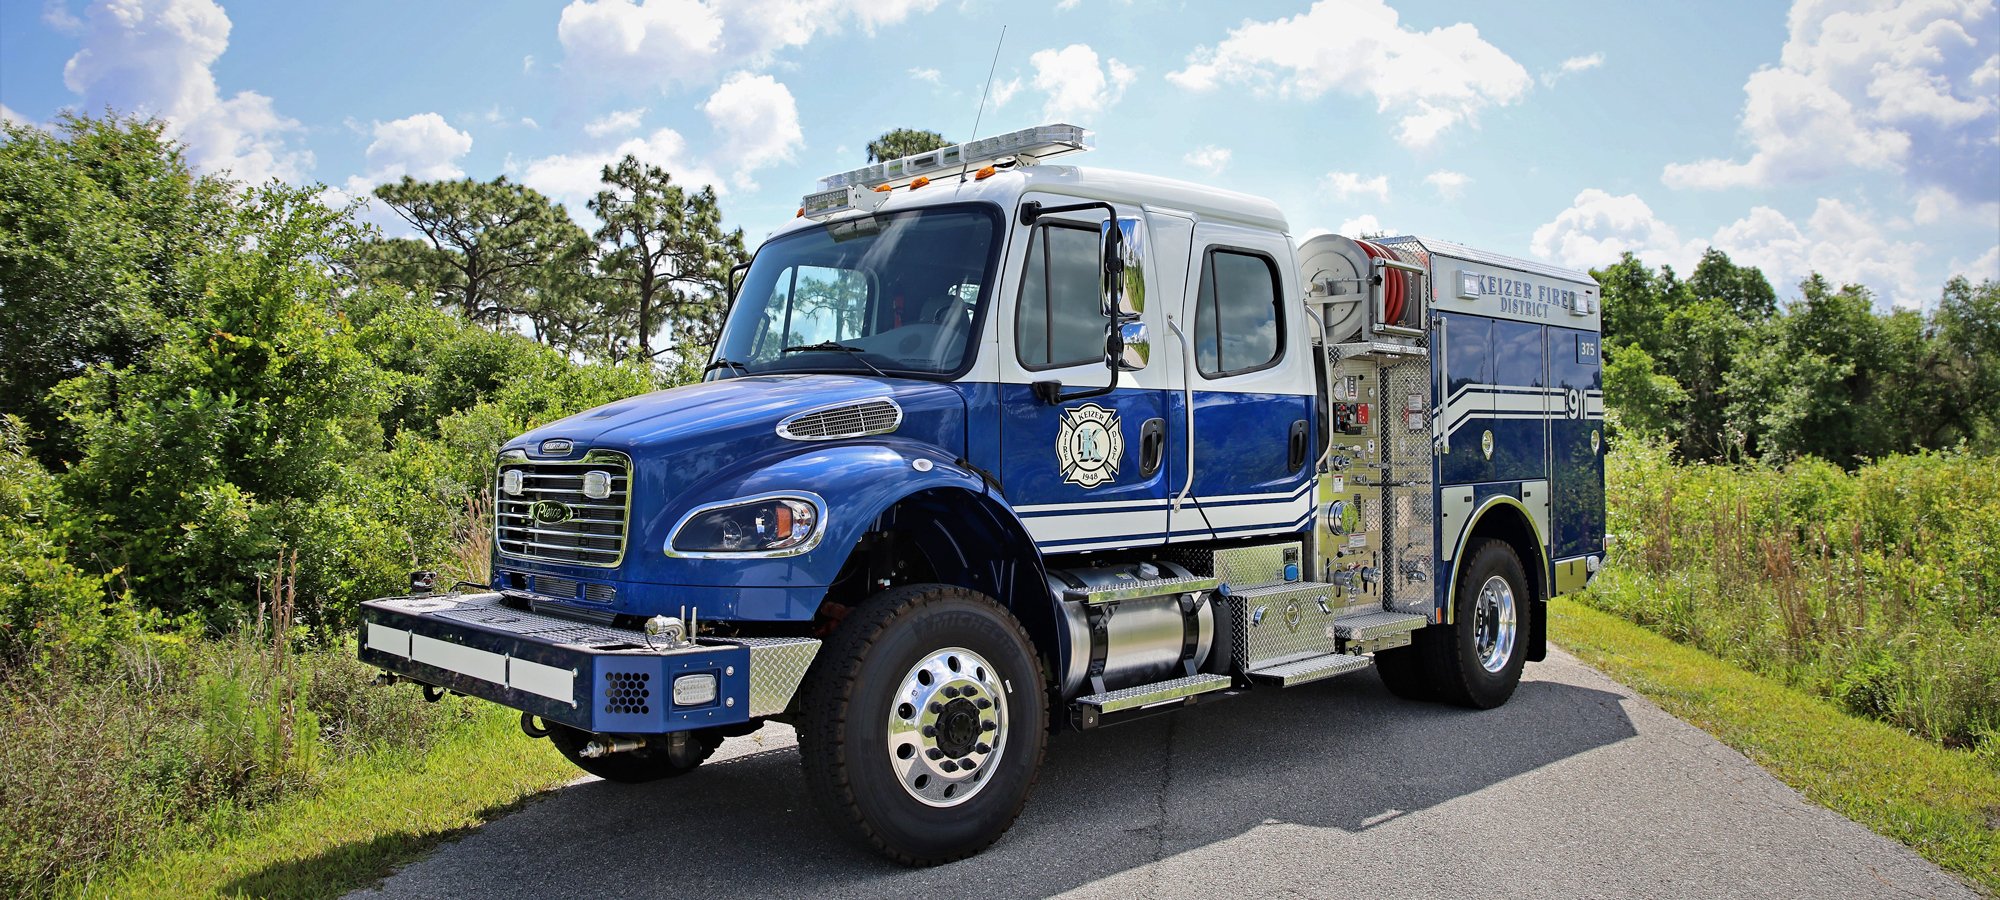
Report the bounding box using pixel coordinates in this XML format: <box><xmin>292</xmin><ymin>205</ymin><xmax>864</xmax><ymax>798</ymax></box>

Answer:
<box><xmin>782</xmin><ymin>341</ymin><xmax>888</xmax><ymax>378</ymax></box>
<box><xmin>702</xmin><ymin>357</ymin><xmax>749</xmax><ymax>376</ymax></box>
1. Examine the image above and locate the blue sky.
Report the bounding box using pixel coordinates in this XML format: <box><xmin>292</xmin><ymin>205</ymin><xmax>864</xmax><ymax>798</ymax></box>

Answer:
<box><xmin>4</xmin><ymin>0</ymin><xmax>1996</xmax><ymax>308</ymax></box>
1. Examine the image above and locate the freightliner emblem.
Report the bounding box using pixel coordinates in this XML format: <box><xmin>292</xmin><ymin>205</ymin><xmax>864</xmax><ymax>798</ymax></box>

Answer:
<box><xmin>1056</xmin><ymin>403</ymin><xmax>1123</xmax><ymax>489</ymax></box>
<box><xmin>530</xmin><ymin>500</ymin><xmax>575</xmax><ymax>525</ymax></box>
<box><xmin>539</xmin><ymin>439</ymin><xmax>574</xmax><ymax>455</ymax></box>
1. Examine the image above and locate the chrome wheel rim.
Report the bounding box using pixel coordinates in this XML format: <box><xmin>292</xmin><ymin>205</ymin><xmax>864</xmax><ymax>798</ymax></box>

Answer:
<box><xmin>1473</xmin><ymin>575</ymin><xmax>1517</xmax><ymax>673</ymax></box>
<box><xmin>886</xmin><ymin>646</ymin><xmax>1008</xmax><ymax>807</ymax></box>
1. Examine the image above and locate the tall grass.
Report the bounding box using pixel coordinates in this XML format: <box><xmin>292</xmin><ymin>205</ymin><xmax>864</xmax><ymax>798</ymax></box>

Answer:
<box><xmin>1579</xmin><ymin>440</ymin><xmax>2000</xmax><ymax>754</ymax></box>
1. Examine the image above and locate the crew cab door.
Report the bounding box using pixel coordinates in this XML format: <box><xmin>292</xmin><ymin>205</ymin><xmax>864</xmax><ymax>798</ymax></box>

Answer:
<box><xmin>998</xmin><ymin>194</ymin><xmax>1172</xmax><ymax>553</ymax></box>
<box><xmin>1173</xmin><ymin>220</ymin><xmax>1315</xmax><ymax>541</ymax></box>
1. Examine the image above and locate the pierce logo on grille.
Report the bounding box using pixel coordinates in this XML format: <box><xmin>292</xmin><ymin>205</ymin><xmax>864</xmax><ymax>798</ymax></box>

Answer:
<box><xmin>530</xmin><ymin>500</ymin><xmax>575</xmax><ymax>525</ymax></box>
<box><xmin>539</xmin><ymin>439</ymin><xmax>574</xmax><ymax>455</ymax></box>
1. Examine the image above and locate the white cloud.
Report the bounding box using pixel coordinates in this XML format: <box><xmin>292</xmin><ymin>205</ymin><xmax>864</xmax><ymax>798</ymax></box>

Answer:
<box><xmin>1540</xmin><ymin>52</ymin><xmax>1603</xmax><ymax>87</ymax></box>
<box><xmin>584</xmin><ymin>107</ymin><xmax>646</xmax><ymax>137</ymax></box>
<box><xmin>1425</xmin><ymin>169</ymin><xmax>1470</xmax><ymax>199</ymax></box>
<box><xmin>1337</xmin><ymin>214</ymin><xmax>1389</xmax><ymax>236</ymax></box>
<box><xmin>701</xmin><ymin>72</ymin><xmax>803</xmax><ymax>188</ymax></box>
<box><xmin>0</xmin><ymin>104</ymin><xmax>27</xmax><ymax>127</ymax></box>
<box><xmin>1322</xmin><ymin>171</ymin><xmax>1390</xmax><ymax>203</ymax></box>
<box><xmin>988</xmin><ymin>76</ymin><xmax>1023</xmax><ymax>108</ymax></box>
<box><xmin>344</xmin><ymin>113</ymin><xmax>474</xmax><ymax>195</ymax></box>
<box><xmin>42</xmin><ymin>0</ymin><xmax>81</xmax><ymax>32</ymax></box>
<box><xmin>511</xmin><ymin>126</ymin><xmax>728</xmax><ymax>215</ymax></box>
<box><xmin>60</xmin><ymin>0</ymin><xmax>312</xmax><ymax>184</ymax></box>
<box><xmin>1529</xmin><ymin>189</ymin><xmax>1704</xmax><ymax>274</ymax></box>
<box><xmin>522</xmin><ymin>54</ymin><xmax>536</xmax><ymax>73</ymax></box>
<box><xmin>1184</xmin><ymin>145</ymin><xmax>1231</xmax><ymax>175</ymax></box>
<box><xmin>909</xmin><ymin>67</ymin><xmax>943</xmax><ymax>86</ymax></box>
<box><xmin>1663</xmin><ymin>0</ymin><xmax>1997</xmax><ymax>203</ymax></box>
<box><xmin>557</xmin><ymin>0</ymin><xmax>942</xmax><ymax>90</ymax></box>
<box><xmin>1166</xmin><ymin>0</ymin><xmax>1531</xmax><ymax>149</ymax></box>
<box><xmin>1030</xmin><ymin>44</ymin><xmax>1136</xmax><ymax>123</ymax></box>
<box><xmin>1959</xmin><ymin>244</ymin><xmax>2000</xmax><ymax>282</ymax></box>
<box><xmin>1532</xmin><ymin>188</ymin><xmax>1938</xmax><ymax>306</ymax></box>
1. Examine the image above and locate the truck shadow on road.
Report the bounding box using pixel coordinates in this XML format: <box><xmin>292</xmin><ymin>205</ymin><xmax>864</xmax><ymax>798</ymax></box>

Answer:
<box><xmin>330</xmin><ymin>672</ymin><xmax>1637</xmax><ymax>898</ymax></box>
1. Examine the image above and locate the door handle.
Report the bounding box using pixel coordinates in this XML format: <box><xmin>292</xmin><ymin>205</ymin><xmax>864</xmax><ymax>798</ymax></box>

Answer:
<box><xmin>1288</xmin><ymin>419</ymin><xmax>1309</xmax><ymax>472</ymax></box>
<box><xmin>1140</xmin><ymin>418</ymin><xmax>1166</xmax><ymax>477</ymax></box>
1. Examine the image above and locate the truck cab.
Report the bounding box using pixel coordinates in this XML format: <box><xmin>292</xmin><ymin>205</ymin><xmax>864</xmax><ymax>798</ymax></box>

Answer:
<box><xmin>359</xmin><ymin>124</ymin><xmax>1605</xmax><ymax>865</ymax></box>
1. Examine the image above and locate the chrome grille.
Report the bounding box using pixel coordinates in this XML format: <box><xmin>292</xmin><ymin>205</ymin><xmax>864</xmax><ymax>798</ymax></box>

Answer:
<box><xmin>495</xmin><ymin>450</ymin><xmax>631</xmax><ymax>567</ymax></box>
<box><xmin>777</xmin><ymin>399</ymin><xmax>902</xmax><ymax>440</ymax></box>
<box><xmin>531</xmin><ymin>575</ymin><xmax>580</xmax><ymax>600</ymax></box>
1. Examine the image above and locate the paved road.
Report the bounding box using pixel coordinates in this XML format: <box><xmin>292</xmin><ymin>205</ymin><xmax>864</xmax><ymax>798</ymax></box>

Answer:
<box><xmin>347</xmin><ymin>650</ymin><xmax>1972</xmax><ymax>899</ymax></box>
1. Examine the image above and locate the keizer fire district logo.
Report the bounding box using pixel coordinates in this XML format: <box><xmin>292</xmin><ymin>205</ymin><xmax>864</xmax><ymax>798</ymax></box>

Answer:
<box><xmin>1056</xmin><ymin>403</ymin><xmax>1123</xmax><ymax>488</ymax></box>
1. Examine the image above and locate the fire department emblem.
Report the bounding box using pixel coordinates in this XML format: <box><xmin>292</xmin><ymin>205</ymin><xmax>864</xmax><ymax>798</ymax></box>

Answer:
<box><xmin>1056</xmin><ymin>403</ymin><xmax>1123</xmax><ymax>488</ymax></box>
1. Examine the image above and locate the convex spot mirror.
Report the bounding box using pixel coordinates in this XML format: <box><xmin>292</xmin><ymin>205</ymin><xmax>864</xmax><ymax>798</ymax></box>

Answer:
<box><xmin>1099</xmin><ymin>216</ymin><xmax>1146</xmax><ymax>321</ymax></box>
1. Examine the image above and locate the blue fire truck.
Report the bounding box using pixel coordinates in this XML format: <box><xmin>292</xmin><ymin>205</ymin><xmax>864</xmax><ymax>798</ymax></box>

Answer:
<box><xmin>359</xmin><ymin>125</ymin><xmax>1605</xmax><ymax>864</ymax></box>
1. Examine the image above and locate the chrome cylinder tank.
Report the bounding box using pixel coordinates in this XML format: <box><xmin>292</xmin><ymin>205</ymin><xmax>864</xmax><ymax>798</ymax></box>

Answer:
<box><xmin>1050</xmin><ymin>561</ymin><xmax>1217</xmax><ymax>698</ymax></box>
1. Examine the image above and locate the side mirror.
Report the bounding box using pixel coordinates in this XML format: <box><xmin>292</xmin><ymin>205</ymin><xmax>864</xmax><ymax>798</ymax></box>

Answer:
<box><xmin>1099</xmin><ymin>216</ymin><xmax>1146</xmax><ymax>320</ymax></box>
<box><xmin>1110</xmin><ymin>320</ymin><xmax>1150</xmax><ymax>371</ymax></box>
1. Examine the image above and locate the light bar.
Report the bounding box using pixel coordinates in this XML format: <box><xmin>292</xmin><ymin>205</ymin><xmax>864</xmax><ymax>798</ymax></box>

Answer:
<box><xmin>814</xmin><ymin>123</ymin><xmax>1093</xmax><ymax>193</ymax></box>
<box><xmin>801</xmin><ymin>183</ymin><xmax>891</xmax><ymax>219</ymax></box>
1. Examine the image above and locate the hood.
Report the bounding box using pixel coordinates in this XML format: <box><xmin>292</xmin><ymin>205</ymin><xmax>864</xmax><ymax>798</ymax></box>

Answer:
<box><xmin>506</xmin><ymin>373</ymin><xmax>969</xmax><ymax>502</ymax></box>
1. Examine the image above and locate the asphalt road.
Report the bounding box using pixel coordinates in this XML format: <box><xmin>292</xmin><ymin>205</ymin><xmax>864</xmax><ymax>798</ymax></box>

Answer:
<box><xmin>348</xmin><ymin>649</ymin><xmax>1973</xmax><ymax>899</ymax></box>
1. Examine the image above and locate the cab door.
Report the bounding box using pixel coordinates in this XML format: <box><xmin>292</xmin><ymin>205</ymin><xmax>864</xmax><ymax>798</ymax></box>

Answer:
<box><xmin>998</xmin><ymin>195</ymin><xmax>1172</xmax><ymax>553</ymax></box>
<box><xmin>1174</xmin><ymin>221</ymin><xmax>1315</xmax><ymax>541</ymax></box>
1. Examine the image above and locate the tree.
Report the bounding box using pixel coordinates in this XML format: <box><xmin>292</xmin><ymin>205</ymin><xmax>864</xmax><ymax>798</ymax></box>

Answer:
<box><xmin>0</xmin><ymin>113</ymin><xmax>234</xmax><ymax>464</ymax></box>
<box><xmin>588</xmin><ymin>155</ymin><xmax>747</xmax><ymax>364</ymax></box>
<box><xmin>368</xmin><ymin>176</ymin><xmax>587</xmax><ymax>327</ymax></box>
<box><xmin>1593</xmin><ymin>252</ymin><xmax>1682</xmax><ymax>362</ymax></box>
<box><xmin>867</xmin><ymin>128</ymin><xmax>950</xmax><ymax>163</ymax></box>
<box><xmin>1687</xmin><ymin>248</ymin><xmax>1777</xmax><ymax>321</ymax></box>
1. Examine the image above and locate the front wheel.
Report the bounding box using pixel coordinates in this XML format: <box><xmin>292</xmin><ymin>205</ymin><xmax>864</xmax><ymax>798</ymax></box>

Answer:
<box><xmin>798</xmin><ymin>584</ymin><xmax>1049</xmax><ymax>865</ymax></box>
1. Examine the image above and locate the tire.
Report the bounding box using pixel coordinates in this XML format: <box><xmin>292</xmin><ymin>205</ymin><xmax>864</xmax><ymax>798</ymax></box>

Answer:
<box><xmin>547</xmin><ymin>724</ymin><xmax>723</xmax><ymax>783</ymax></box>
<box><xmin>798</xmin><ymin>583</ymin><xmax>1049</xmax><ymax>865</ymax></box>
<box><xmin>1375</xmin><ymin>538</ymin><xmax>1533</xmax><ymax>709</ymax></box>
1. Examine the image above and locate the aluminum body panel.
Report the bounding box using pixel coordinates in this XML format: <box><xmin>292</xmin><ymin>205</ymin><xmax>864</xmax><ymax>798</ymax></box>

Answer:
<box><xmin>1221</xmin><ymin>581</ymin><xmax>1342</xmax><ymax>670</ymax></box>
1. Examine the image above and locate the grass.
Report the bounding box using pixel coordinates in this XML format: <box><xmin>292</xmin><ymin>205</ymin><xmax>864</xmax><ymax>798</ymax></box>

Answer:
<box><xmin>81</xmin><ymin>706</ymin><xmax>577</xmax><ymax>898</ymax></box>
<box><xmin>1551</xmin><ymin>597</ymin><xmax>2000</xmax><ymax>894</ymax></box>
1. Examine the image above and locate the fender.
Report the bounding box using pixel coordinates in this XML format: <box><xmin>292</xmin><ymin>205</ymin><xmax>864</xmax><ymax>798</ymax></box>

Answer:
<box><xmin>638</xmin><ymin>437</ymin><xmax>1049</xmax><ymax>613</ymax></box>
<box><xmin>1442</xmin><ymin>494</ymin><xmax>1550</xmax><ymax>625</ymax></box>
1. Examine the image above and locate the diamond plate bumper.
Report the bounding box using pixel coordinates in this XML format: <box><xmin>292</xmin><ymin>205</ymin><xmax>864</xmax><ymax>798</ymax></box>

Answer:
<box><xmin>358</xmin><ymin>592</ymin><xmax>819</xmax><ymax>734</ymax></box>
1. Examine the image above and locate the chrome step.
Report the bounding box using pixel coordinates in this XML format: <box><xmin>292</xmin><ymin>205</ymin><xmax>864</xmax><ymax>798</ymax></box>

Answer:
<box><xmin>1245</xmin><ymin>652</ymin><xmax>1371</xmax><ymax>687</ymax></box>
<box><xmin>1063</xmin><ymin>574</ymin><xmax>1220</xmax><ymax>606</ymax></box>
<box><xmin>1074</xmin><ymin>673</ymin><xmax>1233</xmax><ymax>713</ymax></box>
<box><xmin>1333</xmin><ymin>610</ymin><xmax>1429</xmax><ymax>641</ymax></box>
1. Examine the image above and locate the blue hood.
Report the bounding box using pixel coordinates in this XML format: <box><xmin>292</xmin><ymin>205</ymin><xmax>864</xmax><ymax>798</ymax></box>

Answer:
<box><xmin>505</xmin><ymin>372</ymin><xmax>969</xmax><ymax>505</ymax></box>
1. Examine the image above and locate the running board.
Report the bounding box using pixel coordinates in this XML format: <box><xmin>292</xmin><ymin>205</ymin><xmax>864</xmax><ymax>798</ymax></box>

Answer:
<box><xmin>1334</xmin><ymin>610</ymin><xmax>1429</xmax><ymax>641</ymax></box>
<box><xmin>1063</xmin><ymin>574</ymin><xmax>1220</xmax><ymax>606</ymax></box>
<box><xmin>1246</xmin><ymin>652</ymin><xmax>1371</xmax><ymax>687</ymax></box>
<box><xmin>1069</xmin><ymin>673</ymin><xmax>1234</xmax><ymax>730</ymax></box>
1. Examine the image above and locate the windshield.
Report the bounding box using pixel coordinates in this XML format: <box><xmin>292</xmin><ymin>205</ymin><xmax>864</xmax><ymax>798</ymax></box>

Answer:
<box><xmin>714</xmin><ymin>204</ymin><xmax>1001</xmax><ymax>379</ymax></box>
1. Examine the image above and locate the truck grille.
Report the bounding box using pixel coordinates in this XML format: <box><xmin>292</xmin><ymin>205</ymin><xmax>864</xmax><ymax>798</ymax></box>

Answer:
<box><xmin>495</xmin><ymin>450</ymin><xmax>631</xmax><ymax>568</ymax></box>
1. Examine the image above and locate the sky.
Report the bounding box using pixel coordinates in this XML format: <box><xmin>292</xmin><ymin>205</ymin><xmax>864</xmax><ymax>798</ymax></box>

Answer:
<box><xmin>2</xmin><ymin>0</ymin><xmax>1996</xmax><ymax>309</ymax></box>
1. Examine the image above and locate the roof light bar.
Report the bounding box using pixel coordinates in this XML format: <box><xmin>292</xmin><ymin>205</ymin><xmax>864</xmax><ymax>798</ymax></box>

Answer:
<box><xmin>814</xmin><ymin>123</ymin><xmax>1093</xmax><ymax>193</ymax></box>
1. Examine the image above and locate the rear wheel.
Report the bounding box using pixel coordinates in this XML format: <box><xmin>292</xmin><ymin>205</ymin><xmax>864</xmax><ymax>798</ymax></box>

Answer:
<box><xmin>798</xmin><ymin>583</ymin><xmax>1048</xmax><ymax>865</ymax></box>
<box><xmin>547</xmin><ymin>724</ymin><xmax>723</xmax><ymax>783</ymax></box>
<box><xmin>1374</xmin><ymin>538</ymin><xmax>1532</xmax><ymax>709</ymax></box>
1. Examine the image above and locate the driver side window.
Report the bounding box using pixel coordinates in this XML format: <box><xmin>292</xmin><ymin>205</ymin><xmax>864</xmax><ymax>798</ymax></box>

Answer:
<box><xmin>1016</xmin><ymin>223</ymin><xmax>1106</xmax><ymax>370</ymax></box>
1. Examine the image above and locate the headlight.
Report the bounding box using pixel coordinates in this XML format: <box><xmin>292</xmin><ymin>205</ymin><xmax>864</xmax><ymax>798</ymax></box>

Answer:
<box><xmin>669</xmin><ymin>495</ymin><xmax>822</xmax><ymax>555</ymax></box>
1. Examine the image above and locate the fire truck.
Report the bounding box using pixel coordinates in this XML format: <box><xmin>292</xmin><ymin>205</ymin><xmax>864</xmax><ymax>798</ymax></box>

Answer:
<box><xmin>359</xmin><ymin>124</ymin><xmax>1605</xmax><ymax>864</ymax></box>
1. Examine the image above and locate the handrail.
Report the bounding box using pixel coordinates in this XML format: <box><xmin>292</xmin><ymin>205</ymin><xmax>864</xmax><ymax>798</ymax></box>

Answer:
<box><xmin>1167</xmin><ymin>315</ymin><xmax>1196</xmax><ymax>512</ymax></box>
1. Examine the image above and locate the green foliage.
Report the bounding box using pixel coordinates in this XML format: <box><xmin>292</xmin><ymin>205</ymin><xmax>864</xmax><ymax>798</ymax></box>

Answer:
<box><xmin>1599</xmin><ymin>248</ymin><xmax>2000</xmax><ymax>466</ymax></box>
<box><xmin>365</xmin><ymin>175</ymin><xmax>590</xmax><ymax>329</ymax></box>
<box><xmin>866</xmin><ymin>127</ymin><xmax>950</xmax><ymax>163</ymax></box>
<box><xmin>1581</xmin><ymin>440</ymin><xmax>2000</xmax><ymax>750</ymax></box>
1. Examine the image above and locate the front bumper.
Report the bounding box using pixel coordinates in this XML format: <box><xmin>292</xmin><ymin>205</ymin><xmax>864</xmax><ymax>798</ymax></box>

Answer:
<box><xmin>358</xmin><ymin>592</ymin><xmax>820</xmax><ymax>735</ymax></box>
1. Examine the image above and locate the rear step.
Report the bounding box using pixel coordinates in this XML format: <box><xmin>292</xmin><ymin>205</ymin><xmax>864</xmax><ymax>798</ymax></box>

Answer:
<box><xmin>1246</xmin><ymin>652</ymin><xmax>1371</xmax><ymax>687</ymax></box>
<box><xmin>1334</xmin><ymin>609</ymin><xmax>1429</xmax><ymax>641</ymax></box>
<box><xmin>1063</xmin><ymin>574</ymin><xmax>1220</xmax><ymax>606</ymax></box>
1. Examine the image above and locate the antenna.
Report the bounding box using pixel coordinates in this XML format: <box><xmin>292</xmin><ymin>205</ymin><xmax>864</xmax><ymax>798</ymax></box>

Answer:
<box><xmin>957</xmin><ymin>25</ymin><xmax>1007</xmax><ymax>189</ymax></box>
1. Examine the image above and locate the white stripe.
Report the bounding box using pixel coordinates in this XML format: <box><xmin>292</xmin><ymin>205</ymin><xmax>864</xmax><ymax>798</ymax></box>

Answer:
<box><xmin>1013</xmin><ymin>479</ymin><xmax>1311</xmax><ymax>515</ymax></box>
<box><xmin>411</xmin><ymin>633</ymin><xmax>507</xmax><ymax>685</ymax></box>
<box><xmin>1025</xmin><ymin>508</ymin><xmax>1167</xmax><ymax>542</ymax></box>
<box><xmin>507</xmin><ymin>657</ymin><xmax>576</xmax><ymax>704</ymax></box>
<box><xmin>366</xmin><ymin>623</ymin><xmax>411</xmax><ymax>657</ymax></box>
<box><xmin>1200</xmin><ymin>497</ymin><xmax>1309</xmax><ymax>530</ymax></box>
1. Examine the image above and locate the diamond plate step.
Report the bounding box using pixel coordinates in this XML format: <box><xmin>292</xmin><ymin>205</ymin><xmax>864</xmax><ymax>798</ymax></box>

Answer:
<box><xmin>1333</xmin><ymin>610</ymin><xmax>1429</xmax><ymax>641</ymax></box>
<box><xmin>1063</xmin><ymin>574</ymin><xmax>1220</xmax><ymax>606</ymax></box>
<box><xmin>1074</xmin><ymin>673</ymin><xmax>1233</xmax><ymax>713</ymax></box>
<box><xmin>1245</xmin><ymin>652</ymin><xmax>1371</xmax><ymax>687</ymax></box>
